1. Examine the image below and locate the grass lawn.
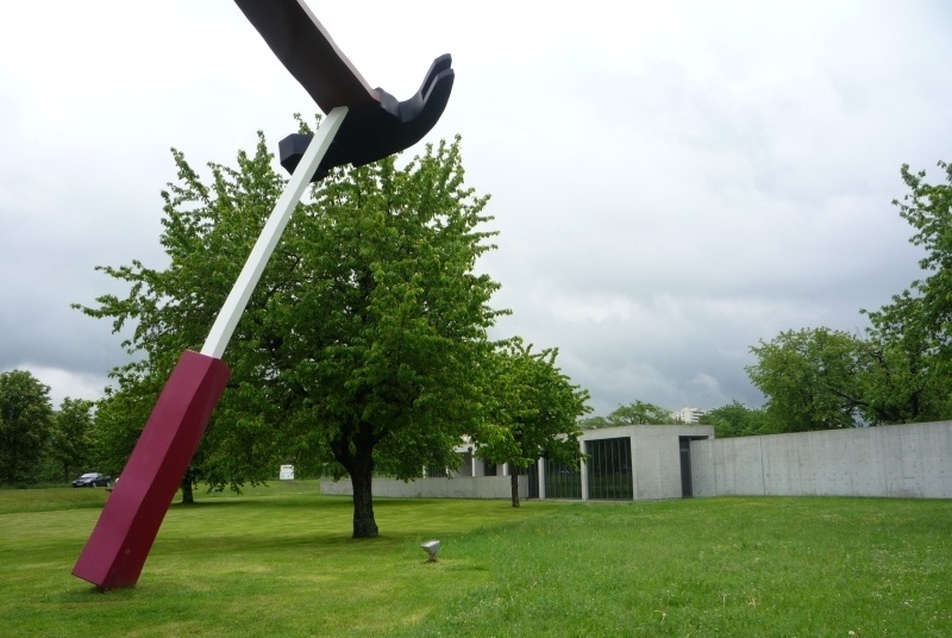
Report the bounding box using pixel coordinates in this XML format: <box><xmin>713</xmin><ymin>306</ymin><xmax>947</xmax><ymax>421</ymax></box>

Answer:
<box><xmin>1</xmin><ymin>483</ymin><xmax>950</xmax><ymax>637</ymax></box>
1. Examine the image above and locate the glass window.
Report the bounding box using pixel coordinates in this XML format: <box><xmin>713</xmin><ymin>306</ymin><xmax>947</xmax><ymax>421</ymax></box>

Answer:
<box><xmin>544</xmin><ymin>459</ymin><xmax>582</xmax><ymax>499</ymax></box>
<box><xmin>425</xmin><ymin>466</ymin><xmax>446</xmax><ymax>478</ymax></box>
<box><xmin>586</xmin><ymin>437</ymin><xmax>632</xmax><ymax>500</ymax></box>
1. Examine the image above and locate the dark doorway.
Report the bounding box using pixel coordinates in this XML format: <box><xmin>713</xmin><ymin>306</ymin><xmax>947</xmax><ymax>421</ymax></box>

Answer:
<box><xmin>518</xmin><ymin>461</ymin><xmax>539</xmax><ymax>499</ymax></box>
<box><xmin>679</xmin><ymin>437</ymin><xmax>693</xmax><ymax>498</ymax></box>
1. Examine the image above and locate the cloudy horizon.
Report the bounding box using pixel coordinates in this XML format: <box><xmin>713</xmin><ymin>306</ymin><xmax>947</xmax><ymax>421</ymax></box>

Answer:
<box><xmin>2</xmin><ymin>1</ymin><xmax>949</xmax><ymax>415</ymax></box>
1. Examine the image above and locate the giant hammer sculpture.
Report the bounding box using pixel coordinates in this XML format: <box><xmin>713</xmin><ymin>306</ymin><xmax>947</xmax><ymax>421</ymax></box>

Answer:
<box><xmin>73</xmin><ymin>0</ymin><xmax>453</xmax><ymax>589</ymax></box>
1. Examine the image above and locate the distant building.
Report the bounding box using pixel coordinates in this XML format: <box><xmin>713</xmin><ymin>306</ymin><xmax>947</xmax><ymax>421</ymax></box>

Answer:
<box><xmin>322</xmin><ymin>421</ymin><xmax>952</xmax><ymax>501</ymax></box>
<box><xmin>322</xmin><ymin>424</ymin><xmax>716</xmax><ymax>501</ymax></box>
<box><xmin>672</xmin><ymin>406</ymin><xmax>706</xmax><ymax>424</ymax></box>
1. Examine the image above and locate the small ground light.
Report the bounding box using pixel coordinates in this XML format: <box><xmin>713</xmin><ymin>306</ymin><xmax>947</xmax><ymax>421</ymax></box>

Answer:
<box><xmin>421</xmin><ymin>540</ymin><xmax>440</xmax><ymax>562</ymax></box>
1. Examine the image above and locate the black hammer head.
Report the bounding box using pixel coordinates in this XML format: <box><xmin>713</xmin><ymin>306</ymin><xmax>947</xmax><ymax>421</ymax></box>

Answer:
<box><xmin>235</xmin><ymin>0</ymin><xmax>454</xmax><ymax>181</ymax></box>
<box><xmin>280</xmin><ymin>54</ymin><xmax>454</xmax><ymax>181</ymax></box>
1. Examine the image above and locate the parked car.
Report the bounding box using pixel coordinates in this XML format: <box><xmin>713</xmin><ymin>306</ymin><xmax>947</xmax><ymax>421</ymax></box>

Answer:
<box><xmin>72</xmin><ymin>472</ymin><xmax>112</xmax><ymax>488</ymax></box>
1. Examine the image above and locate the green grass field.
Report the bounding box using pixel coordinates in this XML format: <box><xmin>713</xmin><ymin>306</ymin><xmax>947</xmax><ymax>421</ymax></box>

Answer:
<box><xmin>1</xmin><ymin>483</ymin><xmax>950</xmax><ymax>637</ymax></box>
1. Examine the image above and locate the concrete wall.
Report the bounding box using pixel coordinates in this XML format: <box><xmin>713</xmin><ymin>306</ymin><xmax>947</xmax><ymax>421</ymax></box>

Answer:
<box><xmin>319</xmin><ymin>422</ymin><xmax>952</xmax><ymax>501</ymax></box>
<box><xmin>320</xmin><ymin>475</ymin><xmax>525</xmax><ymax>499</ymax></box>
<box><xmin>691</xmin><ymin>421</ymin><xmax>952</xmax><ymax>499</ymax></box>
<box><xmin>633</xmin><ymin>426</ymin><xmax>704</xmax><ymax>500</ymax></box>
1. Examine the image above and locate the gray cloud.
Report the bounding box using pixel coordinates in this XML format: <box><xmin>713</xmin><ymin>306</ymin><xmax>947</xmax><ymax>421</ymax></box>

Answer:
<box><xmin>2</xmin><ymin>1</ymin><xmax>949</xmax><ymax>418</ymax></box>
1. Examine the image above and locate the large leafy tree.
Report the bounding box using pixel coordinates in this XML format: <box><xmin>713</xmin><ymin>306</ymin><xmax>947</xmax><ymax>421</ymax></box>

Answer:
<box><xmin>578</xmin><ymin>415</ymin><xmax>609</xmax><ymax>430</ymax></box>
<box><xmin>747</xmin><ymin>161</ymin><xmax>952</xmax><ymax>431</ymax></box>
<box><xmin>859</xmin><ymin>160</ymin><xmax>952</xmax><ymax>423</ymax></box>
<box><xmin>860</xmin><ymin>292</ymin><xmax>946</xmax><ymax>424</ymax></box>
<box><xmin>47</xmin><ymin>398</ymin><xmax>95</xmax><ymax>483</ymax></box>
<box><xmin>0</xmin><ymin>370</ymin><xmax>54</xmax><ymax>485</ymax></box>
<box><xmin>475</xmin><ymin>340</ymin><xmax>590</xmax><ymax>507</ymax></box>
<box><xmin>283</xmin><ymin>136</ymin><xmax>502</xmax><ymax>536</ymax></box>
<box><xmin>579</xmin><ymin>400</ymin><xmax>675</xmax><ymax>430</ymax></box>
<box><xmin>607</xmin><ymin>400</ymin><xmax>675</xmax><ymax>426</ymax></box>
<box><xmin>81</xmin><ymin>137</ymin><xmax>292</xmax><ymax>500</ymax></box>
<box><xmin>889</xmin><ymin>161</ymin><xmax>952</xmax><ymax>331</ymax></box>
<box><xmin>89</xmin><ymin>381</ymin><xmax>166</xmax><ymax>477</ymax></box>
<box><xmin>79</xmin><ymin>128</ymin><xmax>502</xmax><ymax>537</ymax></box>
<box><xmin>698</xmin><ymin>400</ymin><xmax>767</xmax><ymax>438</ymax></box>
<box><xmin>747</xmin><ymin>328</ymin><xmax>866</xmax><ymax>432</ymax></box>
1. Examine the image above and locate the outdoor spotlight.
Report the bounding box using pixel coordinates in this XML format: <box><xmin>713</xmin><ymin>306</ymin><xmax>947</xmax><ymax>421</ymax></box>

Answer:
<box><xmin>421</xmin><ymin>539</ymin><xmax>440</xmax><ymax>562</ymax></box>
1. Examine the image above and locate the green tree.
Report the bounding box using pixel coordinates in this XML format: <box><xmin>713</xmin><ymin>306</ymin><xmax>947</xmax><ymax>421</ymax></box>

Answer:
<box><xmin>0</xmin><ymin>370</ymin><xmax>54</xmax><ymax>485</ymax></box>
<box><xmin>860</xmin><ymin>292</ymin><xmax>946</xmax><ymax>424</ymax></box>
<box><xmin>746</xmin><ymin>161</ymin><xmax>952</xmax><ymax>429</ymax></box>
<box><xmin>607</xmin><ymin>400</ymin><xmax>675</xmax><ymax>425</ymax></box>
<box><xmin>698</xmin><ymin>400</ymin><xmax>767</xmax><ymax>438</ymax></box>
<box><xmin>579</xmin><ymin>415</ymin><xmax>609</xmax><ymax>430</ymax></box>
<box><xmin>475</xmin><ymin>340</ymin><xmax>591</xmax><ymax>507</ymax></box>
<box><xmin>88</xmin><ymin>383</ymin><xmax>160</xmax><ymax>477</ymax></box>
<box><xmin>890</xmin><ymin>161</ymin><xmax>952</xmax><ymax>331</ymax></box>
<box><xmin>79</xmin><ymin>128</ymin><xmax>502</xmax><ymax>537</ymax></box>
<box><xmin>47</xmin><ymin>398</ymin><xmax>95</xmax><ymax>483</ymax></box>
<box><xmin>858</xmin><ymin>160</ymin><xmax>952</xmax><ymax>423</ymax></box>
<box><xmin>291</xmin><ymin>137</ymin><xmax>501</xmax><ymax>536</ymax></box>
<box><xmin>747</xmin><ymin>328</ymin><xmax>866</xmax><ymax>432</ymax></box>
<box><xmin>578</xmin><ymin>401</ymin><xmax>674</xmax><ymax>430</ymax></box>
<box><xmin>80</xmin><ymin>136</ymin><xmax>291</xmax><ymax>501</ymax></box>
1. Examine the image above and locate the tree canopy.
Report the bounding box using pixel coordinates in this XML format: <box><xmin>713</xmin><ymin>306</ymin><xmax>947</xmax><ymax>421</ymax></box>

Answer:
<box><xmin>0</xmin><ymin>370</ymin><xmax>54</xmax><ymax>485</ymax></box>
<box><xmin>474</xmin><ymin>339</ymin><xmax>590</xmax><ymax>507</ymax></box>
<box><xmin>747</xmin><ymin>327</ymin><xmax>866</xmax><ymax>432</ymax></box>
<box><xmin>78</xmin><ymin>128</ymin><xmax>508</xmax><ymax>537</ymax></box>
<box><xmin>47</xmin><ymin>398</ymin><xmax>95</xmax><ymax>484</ymax></box>
<box><xmin>697</xmin><ymin>400</ymin><xmax>767</xmax><ymax>438</ymax></box>
<box><xmin>748</xmin><ymin>160</ymin><xmax>952</xmax><ymax>431</ymax></box>
<box><xmin>581</xmin><ymin>400</ymin><xmax>675</xmax><ymax>429</ymax></box>
<box><xmin>860</xmin><ymin>160</ymin><xmax>952</xmax><ymax>422</ymax></box>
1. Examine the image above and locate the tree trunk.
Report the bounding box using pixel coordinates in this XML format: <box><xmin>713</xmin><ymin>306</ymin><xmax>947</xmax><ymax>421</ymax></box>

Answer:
<box><xmin>330</xmin><ymin>420</ymin><xmax>380</xmax><ymax>538</ymax></box>
<box><xmin>180</xmin><ymin>473</ymin><xmax>195</xmax><ymax>504</ymax></box>
<box><xmin>350</xmin><ymin>455</ymin><xmax>379</xmax><ymax>538</ymax></box>
<box><xmin>510</xmin><ymin>470</ymin><xmax>520</xmax><ymax>508</ymax></box>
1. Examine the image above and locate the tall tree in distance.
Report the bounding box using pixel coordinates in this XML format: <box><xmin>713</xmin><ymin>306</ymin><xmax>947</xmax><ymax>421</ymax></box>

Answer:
<box><xmin>861</xmin><ymin>292</ymin><xmax>946</xmax><ymax>424</ymax></box>
<box><xmin>579</xmin><ymin>400</ymin><xmax>675</xmax><ymax>430</ymax></box>
<box><xmin>0</xmin><ymin>370</ymin><xmax>54</xmax><ymax>485</ymax></box>
<box><xmin>861</xmin><ymin>160</ymin><xmax>952</xmax><ymax>422</ymax></box>
<box><xmin>48</xmin><ymin>398</ymin><xmax>95</xmax><ymax>483</ymax></box>
<box><xmin>608</xmin><ymin>400</ymin><xmax>675</xmax><ymax>426</ymax></box>
<box><xmin>78</xmin><ymin>127</ymin><xmax>503</xmax><ymax>537</ymax></box>
<box><xmin>889</xmin><ymin>161</ymin><xmax>952</xmax><ymax>327</ymax></box>
<box><xmin>746</xmin><ymin>160</ymin><xmax>952</xmax><ymax>430</ymax></box>
<box><xmin>475</xmin><ymin>339</ymin><xmax>590</xmax><ymax>507</ymax></box>
<box><xmin>698</xmin><ymin>400</ymin><xmax>767</xmax><ymax>438</ymax></box>
<box><xmin>747</xmin><ymin>328</ymin><xmax>866</xmax><ymax>432</ymax></box>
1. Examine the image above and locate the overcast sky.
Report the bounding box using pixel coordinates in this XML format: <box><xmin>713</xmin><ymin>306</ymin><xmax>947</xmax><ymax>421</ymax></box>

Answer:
<box><xmin>2</xmin><ymin>1</ymin><xmax>950</xmax><ymax>416</ymax></box>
